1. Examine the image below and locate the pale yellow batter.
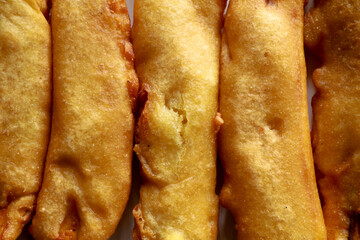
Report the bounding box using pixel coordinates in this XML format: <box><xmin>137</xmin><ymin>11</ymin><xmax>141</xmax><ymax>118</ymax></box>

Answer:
<box><xmin>132</xmin><ymin>0</ymin><xmax>225</xmax><ymax>239</ymax></box>
<box><xmin>0</xmin><ymin>1</ymin><xmax>51</xmax><ymax>239</ymax></box>
<box><xmin>219</xmin><ymin>0</ymin><xmax>326</xmax><ymax>239</ymax></box>
<box><xmin>29</xmin><ymin>0</ymin><xmax>138</xmax><ymax>239</ymax></box>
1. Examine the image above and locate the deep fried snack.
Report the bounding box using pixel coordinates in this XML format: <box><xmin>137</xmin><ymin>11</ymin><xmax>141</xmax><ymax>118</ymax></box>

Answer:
<box><xmin>131</xmin><ymin>0</ymin><xmax>225</xmax><ymax>239</ymax></box>
<box><xmin>0</xmin><ymin>1</ymin><xmax>51</xmax><ymax>239</ymax></box>
<box><xmin>29</xmin><ymin>0</ymin><xmax>138</xmax><ymax>239</ymax></box>
<box><xmin>219</xmin><ymin>0</ymin><xmax>327</xmax><ymax>239</ymax></box>
<box><xmin>305</xmin><ymin>0</ymin><xmax>360</xmax><ymax>238</ymax></box>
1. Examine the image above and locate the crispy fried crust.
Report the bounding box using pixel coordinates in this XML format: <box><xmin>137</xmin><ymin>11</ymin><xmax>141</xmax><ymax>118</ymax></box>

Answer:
<box><xmin>0</xmin><ymin>1</ymin><xmax>51</xmax><ymax>239</ymax></box>
<box><xmin>29</xmin><ymin>0</ymin><xmax>138</xmax><ymax>239</ymax></box>
<box><xmin>132</xmin><ymin>0</ymin><xmax>226</xmax><ymax>239</ymax></box>
<box><xmin>219</xmin><ymin>0</ymin><xmax>326</xmax><ymax>239</ymax></box>
<box><xmin>305</xmin><ymin>0</ymin><xmax>360</xmax><ymax>239</ymax></box>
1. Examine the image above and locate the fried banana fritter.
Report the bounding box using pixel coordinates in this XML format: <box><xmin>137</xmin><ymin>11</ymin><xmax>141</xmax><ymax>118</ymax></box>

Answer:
<box><xmin>0</xmin><ymin>1</ymin><xmax>51</xmax><ymax>239</ymax></box>
<box><xmin>219</xmin><ymin>0</ymin><xmax>326</xmax><ymax>239</ymax></box>
<box><xmin>305</xmin><ymin>0</ymin><xmax>360</xmax><ymax>239</ymax></box>
<box><xmin>131</xmin><ymin>0</ymin><xmax>225</xmax><ymax>239</ymax></box>
<box><xmin>29</xmin><ymin>0</ymin><xmax>138</xmax><ymax>239</ymax></box>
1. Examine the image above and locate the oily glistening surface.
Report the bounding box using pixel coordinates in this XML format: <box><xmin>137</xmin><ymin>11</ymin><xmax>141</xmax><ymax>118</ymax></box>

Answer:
<box><xmin>9</xmin><ymin>0</ymin><xmax>325</xmax><ymax>239</ymax></box>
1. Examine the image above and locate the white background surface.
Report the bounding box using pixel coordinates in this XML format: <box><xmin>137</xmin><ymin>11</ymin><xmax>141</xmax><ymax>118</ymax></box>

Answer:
<box><xmin>18</xmin><ymin>0</ymin><xmax>317</xmax><ymax>239</ymax></box>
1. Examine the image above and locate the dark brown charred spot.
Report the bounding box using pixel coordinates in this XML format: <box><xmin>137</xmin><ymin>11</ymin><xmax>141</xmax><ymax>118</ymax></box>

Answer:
<box><xmin>4</xmin><ymin>192</ymin><xmax>15</xmax><ymax>206</ymax></box>
<box><xmin>349</xmin><ymin>212</ymin><xmax>360</xmax><ymax>240</ymax></box>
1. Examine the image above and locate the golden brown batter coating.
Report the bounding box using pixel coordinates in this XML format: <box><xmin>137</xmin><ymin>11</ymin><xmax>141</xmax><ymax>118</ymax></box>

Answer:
<box><xmin>29</xmin><ymin>0</ymin><xmax>138</xmax><ymax>239</ymax></box>
<box><xmin>219</xmin><ymin>0</ymin><xmax>326</xmax><ymax>239</ymax></box>
<box><xmin>0</xmin><ymin>1</ymin><xmax>51</xmax><ymax>239</ymax></box>
<box><xmin>305</xmin><ymin>0</ymin><xmax>360</xmax><ymax>239</ymax></box>
<box><xmin>132</xmin><ymin>0</ymin><xmax>225</xmax><ymax>239</ymax></box>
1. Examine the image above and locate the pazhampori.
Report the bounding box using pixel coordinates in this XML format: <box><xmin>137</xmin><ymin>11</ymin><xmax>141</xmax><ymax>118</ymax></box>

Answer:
<box><xmin>29</xmin><ymin>0</ymin><xmax>138</xmax><ymax>239</ymax></box>
<box><xmin>219</xmin><ymin>0</ymin><xmax>326</xmax><ymax>239</ymax></box>
<box><xmin>132</xmin><ymin>0</ymin><xmax>225</xmax><ymax>239</ymax></box>
<box><xmin>305</xmin><ymin>0</ymin><xmax>360</xmax><ymax>239</ymax></box>
<box><xmin>0</xmin><ymin>1</ymin><xmax>51</xmax><ymax>239</ymax></box>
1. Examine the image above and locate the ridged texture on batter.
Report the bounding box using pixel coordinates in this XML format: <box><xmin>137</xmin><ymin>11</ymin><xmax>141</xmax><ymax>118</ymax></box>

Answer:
<box><xmin>305</xmin><ymin>0</ymin><xmax>360</xmax><ymax>239</ymax></box>
<box><xmin>219</xmin><ymin>0</ymin><xmax>326</xmax><ymax>239</ymax></box>
<box><xmin>29</xmin><ymin>0</ymin><xmax>138</xmax><ymax>239</ymax></box>
<box><xmin>132</xmin><ymin>0</ymin><xmax>225</xmax><ymax>239</ymax></box>
<box><xmin>0</xmin><ymin>0</ymin><xmax>51</xmax><ymax>239</ymax></box>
